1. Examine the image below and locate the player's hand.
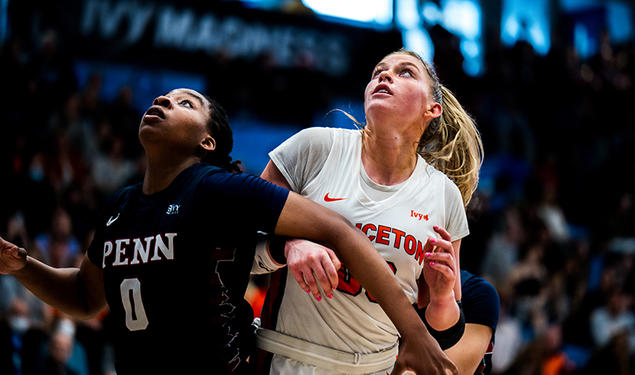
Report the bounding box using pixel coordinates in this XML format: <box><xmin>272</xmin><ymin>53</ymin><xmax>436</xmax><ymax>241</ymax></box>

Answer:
<box><xmin>422</xmin><ymin>226</ymin><xmax>457</xmax><ymax>302</ymax></box>
<box><xmin>285</xmin><ymin>239</ymin><xmax>341</xmax><ymax>301</ymax></box>
<box><xmin>392</xmin><ymin>331</ymin><xmax>458</xmax><ymax>375</ymax></box>
<box><xmin>0</xmin><ymin>236</ymin><xmax>28</xmax><ymax>275</ymax></box>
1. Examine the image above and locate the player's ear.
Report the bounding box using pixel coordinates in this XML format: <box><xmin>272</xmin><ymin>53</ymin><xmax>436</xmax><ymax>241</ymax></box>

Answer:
<box><xmin>200</xmin><ymin>135</ymin><xmax>216</xmax><ymax>152</ymax></box>
<box><xmin>425</xmin><ymin>102</ymin><xmax>442</xmax><ymax>120</ymax></box>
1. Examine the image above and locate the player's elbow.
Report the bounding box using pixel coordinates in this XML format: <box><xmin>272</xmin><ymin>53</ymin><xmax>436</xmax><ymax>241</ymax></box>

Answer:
<box><xmin>72</xmin><ymin>308</ymin><xmax>101</xmax><ymax>321</ymax></box>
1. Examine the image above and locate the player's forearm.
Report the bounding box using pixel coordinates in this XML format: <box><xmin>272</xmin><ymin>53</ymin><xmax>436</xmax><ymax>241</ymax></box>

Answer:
<box><xmin>277</xmin><ymin>193</ymin><xmax>429</xmax><ymax>337</ymax></box>
<box><xmin>275</xmin><ymin>194</ymin><xmax>442</xmax><ymax>353</ymax></box>
<box><xmin>426</xmin><ymin>294</ymin><xmax>460</xmax><ymax>331</ymax></box>
<box><xmin>445</xmin><ymin>324</ymin><xmax>493</xmax><ymax>375</ymax></box>
<box><xmin>328</xmin><ymin>223</ymin><xmax>431</xmax><ymax>338</ymax></box>
<box><xmin>12</xmin><ymin>256</ymin><xmax>100</xmax><ymax>319</ymax></box>
<box><xmin>452</xmin><ymin>241</ymin><xmax>462</xmax><ymax>300</ymax></box>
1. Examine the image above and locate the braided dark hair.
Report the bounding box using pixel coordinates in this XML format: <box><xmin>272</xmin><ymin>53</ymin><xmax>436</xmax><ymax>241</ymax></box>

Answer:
<box><xmin>199</xmin><ymin>95</ymin><xmax>244</xmax><ymax>174</ymax></box>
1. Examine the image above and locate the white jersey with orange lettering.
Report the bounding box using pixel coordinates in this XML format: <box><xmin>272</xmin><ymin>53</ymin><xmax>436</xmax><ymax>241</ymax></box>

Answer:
<box><xmin>254</xmin><ymin>127</ymin><xmax>469</xmax><ymax>374</ymax></box>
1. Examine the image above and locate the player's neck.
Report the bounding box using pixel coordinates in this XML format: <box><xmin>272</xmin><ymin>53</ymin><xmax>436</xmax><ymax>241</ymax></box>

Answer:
<box><xmin>361</xmin><ymin>128</ymin><xmax>418</xmax><ymax>186</ymax></box>
<box><xmin>143</xmin><ymin>156</ymin><xmax>198</xmax><ymax>195</ymax></box>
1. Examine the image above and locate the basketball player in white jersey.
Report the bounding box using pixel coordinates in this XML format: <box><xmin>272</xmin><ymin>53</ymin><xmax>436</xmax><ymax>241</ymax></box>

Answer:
<box><xmin>251</xmin><ymin>50</ymin><xmax>483</xmax><ymax>374</ymax></box>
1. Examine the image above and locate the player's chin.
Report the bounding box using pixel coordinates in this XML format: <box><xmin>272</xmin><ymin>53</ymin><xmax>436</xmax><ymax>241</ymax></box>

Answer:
<box><xmin>138</xmin><ymin>125</ymin><xmax>164</xmax><ymax>146</ymax></box>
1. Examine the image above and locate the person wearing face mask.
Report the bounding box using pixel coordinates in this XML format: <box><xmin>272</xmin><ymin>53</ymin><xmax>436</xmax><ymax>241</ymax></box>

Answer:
<box><xmin>6</xmin><ymin>299</ymin><xmax>31</xmax><ymax>334</ymax></box>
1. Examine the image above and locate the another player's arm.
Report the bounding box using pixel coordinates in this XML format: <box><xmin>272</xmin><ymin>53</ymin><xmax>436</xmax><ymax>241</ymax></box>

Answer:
<box><xmin>274</xmin><ymin>191</ymin><xmax>457</xmax><ymax>375</ymax></box>
<box><xmin>258</xmin><ymin>161</ymin><xmax>340</xmax><ymax>300</ymax></box>
<box><xmin>444</xmin><ymin>323</ymin><xmax>493</xmax><ymax>375</ymax></box>
<box><xmin>0</xmin><ymin>238</ymin><xmax>107</xmax><ymax>319</ymax></box>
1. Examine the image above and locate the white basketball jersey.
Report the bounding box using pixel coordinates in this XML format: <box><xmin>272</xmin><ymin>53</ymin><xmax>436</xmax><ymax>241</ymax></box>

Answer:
<box><xmin>265</xmin><ymin>127</ymin><xmax>469</xmax><ymax>354</ymax></box>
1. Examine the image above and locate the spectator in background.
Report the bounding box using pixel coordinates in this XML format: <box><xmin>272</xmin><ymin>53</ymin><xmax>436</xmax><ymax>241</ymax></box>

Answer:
<box><xmin>38</xmin><ymin>318</ymin><xmax>90</xmax><ymax>375</ymax></box>
<box><xmin>481</xmin><ymin>207</ymin><xmax>524</xmax><ymax>287</ymax></box>
<box><xmin>43</xmin><ymin>329</ymin><xmax>79</xmax><ymax>375</ymax></box>
<box><xmin>0</xmin><ymin>276</ymin><xmax>51</xmax><ymax>328</ymax></box>
<box><xmin>29</xmin><ymin>30</ymin><xmax>77</xmax><ymax>119</ymax></box>
<box><xmin>491</xmin><ymin>286</ymin><xmax>523</xmax><ymax>374</ymax></box>
<box><xmin>590</xmin><ymin>286</ymin><xmax>634</xmax><ymax>350</ymax></box>
<box><xmin>50</xmin><ymin>94</ymin><xmax>99</xmax><ymax>166</ymax></box>
<box><xmin>583</xmin><ymin>331</ymin><xmax>632</xmax><ymax>375</ymax></box>
<box><xmin>35</xmin><ymin>208</ymin><xmax>81</xmax><ymax>269</ymax></box>
<box><xmin>1</xmin><ymin>213</ymin><xmax>50</xmax><ymax>326</ymax></box>
<box><xmin>107</xmin><ymin>86</ymin><xmax>142</xmax><ymax>160</ymax></box>
<box><xmin>536</xmin><ymin>181</ymin><xmax>570</xmax><ymax>244</ymax></box>
<box><xmin>0</xmin><ymin>298</ymin><xmax>50</xmax><ymax>375</ymax></box>
<box><xmin>91</xmin><ymin>136</ymin><xmax>135</xmax><ymax>195</ymax></box>
<box><xmin>78</xmin><ymin>73</ymin><xmax>104</xmax><ymax>122</ymax></box>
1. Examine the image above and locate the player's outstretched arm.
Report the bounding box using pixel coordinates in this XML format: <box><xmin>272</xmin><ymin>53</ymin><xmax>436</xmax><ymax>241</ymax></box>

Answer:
<box><xmin>274</xmin><ymin>192</ymin><xmax>458</xmax><ymax>375</ymax></box>
<box><xmin>0</xmin><ymin>235</ymin><xmax>107</xmax><ymax>319</ymax></box>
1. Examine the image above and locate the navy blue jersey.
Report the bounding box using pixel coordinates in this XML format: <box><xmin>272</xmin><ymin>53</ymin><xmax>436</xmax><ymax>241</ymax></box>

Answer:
<box><xmin>87</xmin><ymin>163</ymin><xmax>289</xmax><ymax>375</ymax></box>
<box><xmin>461</xmin><ymin>270</ymin><xmax>500</xmax><ymax>375</ymax></box>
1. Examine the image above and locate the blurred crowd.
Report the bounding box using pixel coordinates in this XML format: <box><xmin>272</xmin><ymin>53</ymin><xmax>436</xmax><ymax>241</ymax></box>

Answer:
<box><xmin>1</xmin><ymin>15</ymin><xmax>634</xmax><ymax>375</ymax></box>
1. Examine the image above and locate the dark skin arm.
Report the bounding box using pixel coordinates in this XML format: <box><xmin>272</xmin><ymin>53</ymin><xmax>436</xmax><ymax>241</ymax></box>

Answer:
<box><xmin>261</xmin><ymin>161</ymin><xmax>341</xmax><ymax>300</ymax></box>
<box><xmin>0</xmin><ymin>245</ymin><xmax>106</xmax><ymax>320</ymax></box>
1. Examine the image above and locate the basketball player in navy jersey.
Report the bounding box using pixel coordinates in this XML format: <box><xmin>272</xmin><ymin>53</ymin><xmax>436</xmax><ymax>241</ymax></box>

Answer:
<box><xmin>0</xmin><ymin>89</ymin><xmax>458</xmax><ymax>375</ymax></box>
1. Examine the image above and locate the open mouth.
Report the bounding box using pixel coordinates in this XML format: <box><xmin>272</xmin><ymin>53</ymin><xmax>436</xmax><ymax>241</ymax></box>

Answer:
<box><xmin>144</xmin><ymin>106</ymin><xmax>166</xmax><ymax>119</ymax></box>
<box><xmin>372</xmin><ymin>84</ymin><xmax>392</xmax><ymax>95</ymax></box>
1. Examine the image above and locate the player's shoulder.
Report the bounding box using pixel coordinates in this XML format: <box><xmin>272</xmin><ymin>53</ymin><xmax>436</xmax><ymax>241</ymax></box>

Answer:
<box><xmin>292</xmin><ymin>126</ymin><xmax>358</xmax><ymax>143</ymax></box>
<box><xmin>103</xmin><ymin>183</ymin><xmax>141</xmax><ymax>210</ymax></box>
<box><xmin>199</xmin><ymin>168</ymin><xmax>281</xmax><ymax>199</ymax></box>
<box><xmin>461</xmin><ymin>270</ymin><xmax>500</xmax><ymax>329</ymax></box>
<box><xmin>461</xmin><ymin>270</ymin><xmax>497</xmax><ymax>299</ymax></box>
<box><xmin>417</xmin><ymin>157</ymin><xmax>458</xmax><ymax>188</ymax></box>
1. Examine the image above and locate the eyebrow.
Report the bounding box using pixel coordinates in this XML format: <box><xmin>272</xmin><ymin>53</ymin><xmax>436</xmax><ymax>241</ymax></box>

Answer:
<box><xmin>184</xmin><ymin>91</ymin><xmax>205</xmax><ymax>107</ymax></box>
<box><xmin>374</xmin><ymin>63</ymin><xmax>387</xmax><ymax>71</ymax></box>
<box><xmin>165</xmin><ymin>91</ymin><xmax>206</xmax><ymax>107</ymax></box>
<box><xmin>398</xmin><ymin>61</ymin><xmax>421</xmax><ymax>73</ymax></box>
<box><xmin>374</xmin><ymin>61</ymin><xmax>421</xmax><ymax>73</ymax></box>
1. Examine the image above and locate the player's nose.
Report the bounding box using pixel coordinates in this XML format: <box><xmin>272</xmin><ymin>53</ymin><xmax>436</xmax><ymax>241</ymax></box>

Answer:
<box><xmin>153</xmin><ymin>95</ymin><xmax>172</xmax><ymax>109</ymax></box>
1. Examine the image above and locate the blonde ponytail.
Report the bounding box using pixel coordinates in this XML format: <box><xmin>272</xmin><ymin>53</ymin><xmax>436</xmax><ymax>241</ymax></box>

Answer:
<box><xmin>418</xmin><ymin>85</ymin><xmax>483</xmax><ymax>207</ymax></box>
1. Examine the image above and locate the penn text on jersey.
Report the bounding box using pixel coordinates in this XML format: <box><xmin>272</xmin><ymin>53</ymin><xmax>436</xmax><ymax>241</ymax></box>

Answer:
<box><xmin>102</xmin><ymin>233</ymin><xmax>177</xmax><ymax>268</ymax></box>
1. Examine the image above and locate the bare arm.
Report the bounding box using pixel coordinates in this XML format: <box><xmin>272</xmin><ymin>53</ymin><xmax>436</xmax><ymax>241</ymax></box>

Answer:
<box><xmin>453</xmin><ymin>239</ymin><xmax>462</xmax><ymax>300</ymax></box>
<box><xmin>0</xmin><ymin>237</ymin><xmax>107</xmax><ymax>319</ymax></box>
<box><xmin>261</xmin><ymin>160</ymin><xmax>292</xmax><ymax>189</ymax></box>
<box><xmin>274</xmin><ymin>191</ymin><xmax>457</xmax><ymax>374</ymax></box>
<box><xmin>445</xmin><ymin>323</ymin><xmax>493</xmax><ymax>375</ymax></box>
<box><xmin>260</xmin><ymin>160</ymin><xmax>341</xmax><ymax>300</ymax></box>
<box><xmin>418</xmin><ymin>227</ymin><xmax>461</xmax><ymax>330</ymax></box>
